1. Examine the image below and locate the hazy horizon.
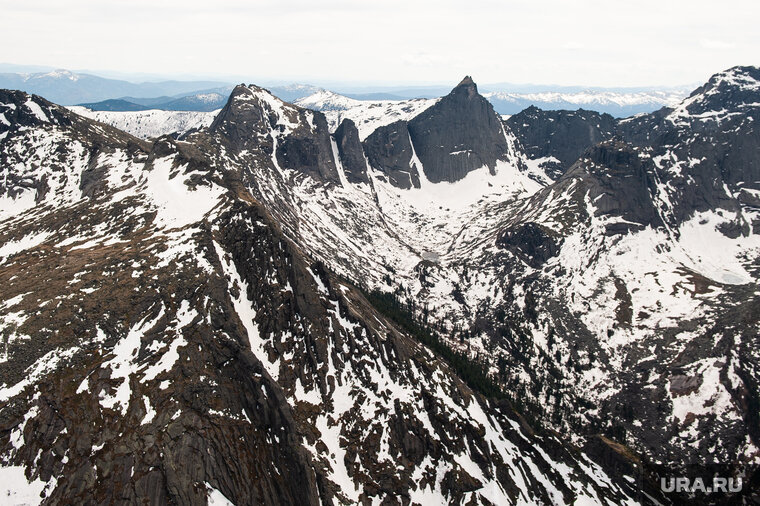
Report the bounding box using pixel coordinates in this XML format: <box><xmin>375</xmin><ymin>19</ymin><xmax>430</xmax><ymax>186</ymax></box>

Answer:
<box><xmin>0</xmin><ymin>62</ymin><xmax>701</xmax><ymax>93</ymax></box>
<box><xmin>3</xmin><ymin>0</ymin><xmax>757</xmax><ymax>89</ymax></box>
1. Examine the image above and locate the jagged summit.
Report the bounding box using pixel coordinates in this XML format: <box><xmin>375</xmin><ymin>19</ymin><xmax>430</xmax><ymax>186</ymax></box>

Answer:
<box><xmin>1</xmin><ymin>89</ymin><xmax>63</xmax><ymax>131</ymax></box>
<box><xmin>458</xmin><ymin>75</ymin><xmax>475</xmax><ymax>85</ymax></box>
<box><xmin>209</xmin><ymin>83</ymin><xmax>341</xmax><ymax>184</ymax></box>
<box><xmin>362</xmin><ymin>74</ymin><xmax>513</xmax><ymax>186</ymax></box>
<box><xmin>453</xmin><ymin>75</ymin><xmax>478</xmax><ymax>98</ymax></box>
<box><xmin>405</xmin><ymin>74</ymin><xmax>510</xmax><ymax>182</ymax></box>
<box><xmin>1</xmin><ymin>88</ymin><xmax>145</xmax><ymax>152</ymax></box>
<box><xmin>701</xmin><ymin>65</ymin><xmax>760</xmax><ymax>93</ymax></box>
<box><xmin>666</xmin><ymin>65</ymin><xmax>760</xmax><ymax>124</ymax></box>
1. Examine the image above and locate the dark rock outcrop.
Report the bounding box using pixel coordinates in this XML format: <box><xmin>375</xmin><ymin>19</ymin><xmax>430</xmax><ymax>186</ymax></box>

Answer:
<box><xmin>0</xmin><ymin>89</ymin><xmax>70</xmax><ymax>133</ymax></box>
<box><xmin>563</xmin><ymin>140</ymin><xmax>663</xmax><ymax>233</ymax></box>
<box><xmin>615</xmin><ymin>67</ymin><xmax>760</xmax><ymax>228</ymax></box>
<box><xmin>333</xmin><ymin>118</ymin><xmax>368</xmax><ymax>184</ymax></box>
<box><xmin>496</xmin><ymin>222</ymin><xmax>560</xmax><ymax>268</ymax></box>
<box><xmin>208</xmin><ymin>85</ymin><xmax>273</xmax><ymax>145</ymax></box>
<box><xmin>210</xmin><ymin>84</ymin><xmax>340</xmax><ymax>184</ymax></box>
<box><xmin>362</xmin><ymin>120</ymin><xmax>420</xmax><ymax>189</ymax></box>
<box><xmin>506</xmin><ymin>106</ymin><xmax>616</xmax><ymax>179</ymax></box>
<box><xmin>407</xmin><ymin>76</ymin><xmax>510</xmax><ymax>183</ymax></box>
<box><xmin>276</xmin><ymin>111</ymin><xmax>338</xmax><ymax>183</ymax></box>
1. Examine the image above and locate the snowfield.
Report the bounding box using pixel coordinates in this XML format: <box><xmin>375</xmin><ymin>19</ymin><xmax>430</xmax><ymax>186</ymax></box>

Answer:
<box><xmin>67</xmin><ymin>106</ymin><xmax>218</xmax><ymax>139</ymax></box>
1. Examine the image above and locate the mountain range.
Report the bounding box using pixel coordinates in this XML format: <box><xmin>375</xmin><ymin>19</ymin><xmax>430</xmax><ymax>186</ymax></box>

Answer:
<box><xmin>0</xmin><ymin>65</ymin><xmax>758</xmax><ymax>504</ymax></box>
<box><xmin>0</xmin><ymin>68</ymin><xmax>690</xmax><ymax>117</ymax></box>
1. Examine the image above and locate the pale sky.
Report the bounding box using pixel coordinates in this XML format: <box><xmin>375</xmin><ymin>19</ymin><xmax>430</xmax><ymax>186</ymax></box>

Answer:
<box><xmin>2</xmin><ymin>0</ymin><xmax>757</xmax><ymax>87</ymax></box>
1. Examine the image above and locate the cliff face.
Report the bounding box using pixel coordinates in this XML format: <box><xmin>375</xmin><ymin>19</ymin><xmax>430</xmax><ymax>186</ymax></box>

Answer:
<box><xmin>333</xmin><ymin>118</ymin><xmax>368</xmax><ymax>184</ymax></box>
<box><xmin>407</xmin><ymin>76</ymin><xmax>511</xmax><ymax>183</ymax></box>
<box><xmin>362</xmin><ymin>120</ymin><xmax>420</xmax><ymax>189</ymax></box>
<box><xmin>210</xmin><ymin>84</ymin><xmax>340</xmax><ymax>184</ymax></box>
<box><xmin>505</xmin><ymin>106</ymin><xmax>617</xmax><ymax>179</ymax></box>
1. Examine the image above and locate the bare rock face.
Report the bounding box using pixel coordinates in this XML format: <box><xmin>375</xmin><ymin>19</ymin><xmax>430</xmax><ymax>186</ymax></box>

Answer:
<box><xmin>209</xmin><ymin>85</ymin><xmax>274</xmax><ymax>144</ymax></box>
<box><xmin>407</xmin><ymin>76</ymin><xmax>510</xmax><ymax>183</ymax></box>
<box><xmin>616</xmin><ymin>67</ymin><xmax>760</xmax><ymax>229</ymax></box>
<box><xmin>210</xmin><ymin>84</ymin><xmax>340</xmax><ymax>184</ymax></box>
<box><xmin>277</xmin><ymin>111</ymin><xmax>338</xmax><ymax>184</ymax></box>
<box><xmin>496</xmin><ymin>222</ymin><xmax>560</xmax><ymax>268</ymax></box>
<box><xmin>562</xmin><ymin>140</ymin><xmax>664</xmax><ymax>234</ymax></box>
<box><xmin>333</xmin><ymin>118</ymin><xmax>368</xmax><ymax>184</ymax></box>
<box><xmin>362</xmin><ymin>120</ymin><xmax>420</xmax><ymax>189</ymax></box>
<box><xmin>0</xmin><ymin>89</ymin><xmax>71</xmax><ymax>133</ymax></box>
<box><xmin>506</xmin><ymin>106</ymin><xmax>616</xmax><ymax>179</ymax></box>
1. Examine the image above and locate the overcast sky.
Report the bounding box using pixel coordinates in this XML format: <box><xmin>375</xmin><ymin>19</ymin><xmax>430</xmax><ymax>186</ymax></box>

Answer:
<box><xmin>3</xmin><ymin>0</ymin><xmax>758</xmax><ymax>87</ymax></box>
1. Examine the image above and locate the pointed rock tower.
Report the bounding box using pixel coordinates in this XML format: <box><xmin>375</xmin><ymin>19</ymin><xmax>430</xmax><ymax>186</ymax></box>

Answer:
<box><xmin>407</xmin><ymin>76</ymin><xmax>510</xmax><ymax>183</ymax></box>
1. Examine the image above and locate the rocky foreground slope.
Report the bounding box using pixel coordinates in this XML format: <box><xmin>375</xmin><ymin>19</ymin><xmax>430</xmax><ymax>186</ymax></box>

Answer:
<box><xmin>1</xmin><ymin>66</ymin><xmax>759</xmax><ymax>505</ymax></box>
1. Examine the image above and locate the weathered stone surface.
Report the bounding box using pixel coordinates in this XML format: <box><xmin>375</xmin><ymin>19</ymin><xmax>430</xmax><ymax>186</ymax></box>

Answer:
<box><xmin>563</xmin><ymin>140</ymin><xmax>664</xmax><ymax>234</ymax></box>
<box><xmin>506</xmin><ymin>106</ymin><xmax>616</xmax><ymax>179</ymax></box>
<box><xmin>333</xmin><ymin>118</ymin><xmax>368</xmax><ymax>184</ymax></box>
<box><xmin>496</xmin><ymin>222</ymin><xmax>560</xmax><ymax>268</ymax></box>
<box><xmin>210</xmin><ymin>84</ymin><xmax>340</xmax><ymax>184</ymax></box>
<box><xmin>362</xmin><ymin>120</ymin><xmax>420</xmax><ymax>189</ymax></box>
<box><xmin>407</xmin><ymin>76</ymin><xmax>510</xmax><ymax>183</ymax></box>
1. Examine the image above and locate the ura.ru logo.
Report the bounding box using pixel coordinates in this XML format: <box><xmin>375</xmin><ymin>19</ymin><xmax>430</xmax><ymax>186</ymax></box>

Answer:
<box><xmin>661</xmin><ymin>476</ymin><xmax>742</xmax><ymax>494</ymax></box>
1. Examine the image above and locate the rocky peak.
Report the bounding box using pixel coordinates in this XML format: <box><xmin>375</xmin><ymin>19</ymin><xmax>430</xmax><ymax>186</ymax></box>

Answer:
<box><xmin>453</xmin><ymin>75</ymin><xmax>477</xmax><ymax>96</ymax></box>
<box><xmin>0</xmin><ymin>90</ymin><xmax>149</xmax><ymax>219</ymax></box>
<box><xmin>362</xmin><ymin>120</ymin><xmax>420</xmax><ymax>189</ymax></box>
<box><xmin>506</xmin><ymin>106</ymin><xmax>616</xmax><ymax>179</ymax></box>
<box><xmin>667</xmin><ymin>65</ymin><xmax>760</xmax><ymax>124</ymax></box>
<box><xmin>615</xmin><ymin>66</ymin><xmax>760</xmax><ymax>229</ymax></box>
<box><xmin>210</xmin><ymin>84</ymin><xmax>341</xmax><ymax>184</ymax></box>
<box><xmin>406</xmin><ymin>76</ymin><xmax>510</xmax><ymax>183</ymax></box>
<box><xmin>0</xmin><ymin>90</ymin><xmax>69</xmax><ymax>134</ymax></box>
<box><xmin>208</xmin><ymin>84</ymin><xmax>282</xmax><ymax>143</ymax></box>
<box><xmin>698</xmin><ymin>65</ymin><xmax>760</xmax><ymax>96</ymax></box>
<box><xmin>563</xmin><ymin>140</ymin><xmax>663</xmax><ymax>234</ymax></box>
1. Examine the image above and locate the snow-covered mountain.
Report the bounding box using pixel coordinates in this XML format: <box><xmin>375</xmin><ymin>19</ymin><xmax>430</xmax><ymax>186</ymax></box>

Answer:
<box><xmin>244</xmin><ymin>68</ymin><xmax>760</xmax><ymax>503</ymax></box>
<box><xmin>483</xmin><ymin>88</ymin><xmax>689</xmax><ymax>116</ymax></box>
<box><xmin>294</xmin><ymin>89</ymin><xmax>438</xmax><ymax>139</ymax></box>
<box><xmin>1</xmin><ymin>65</ymin><xmax>758</xmax><ymax>504</ymax></box>
<box><xmin>67</xmin><ymin>106</ymin><xmax>219</xmax><ymax>139</ymax></box>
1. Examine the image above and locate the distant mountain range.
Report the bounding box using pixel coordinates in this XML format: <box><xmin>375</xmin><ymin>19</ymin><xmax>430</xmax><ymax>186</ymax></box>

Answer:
<box><xmin>0</xmin><ymin>69</ymin><xmax>230</xmax><ymax>105</ymax></box>
<box><xmin>483</xmin><ymin>88</ymin><xmax>688</xmax><ymax>116</ymax></box>
<box><xmin>78</xmin><ymin>92</ymin><xmax>232</xmax><ymax>112</ymax></box>
<box><xmin>0</xmin><ymin>67</ymin><xmax>691</xmax><ymax>117</ymax></box>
